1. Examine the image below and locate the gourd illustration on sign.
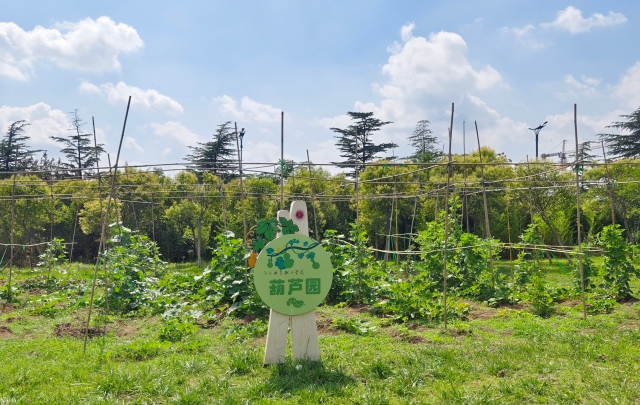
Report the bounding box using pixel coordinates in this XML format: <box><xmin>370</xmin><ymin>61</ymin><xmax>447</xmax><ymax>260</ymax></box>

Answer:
<box><xmin>254</xmin><ymin>234</ymin><xmax>332</xmax><ymax>316</ymax></box>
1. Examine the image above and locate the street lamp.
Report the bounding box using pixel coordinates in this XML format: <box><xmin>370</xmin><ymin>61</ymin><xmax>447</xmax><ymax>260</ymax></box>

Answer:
<box><xmin>528</xmin><ymin>121</ymin><xmax>548</xmax><ymax>159</ymax></box>
<box><xmin>239</xmin><ymin>128</ymin><xmax>245</xmax><ymax>161</ymax></box>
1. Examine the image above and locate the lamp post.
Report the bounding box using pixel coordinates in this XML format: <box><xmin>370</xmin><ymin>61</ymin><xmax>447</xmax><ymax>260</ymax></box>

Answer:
<box><xmin>239</xmin><ymin>128</ymin><xmax>245</xmax><ymax>164</ymax></box>
<box><xmin>528</xmin><ymin>121</ymin><xmax>547</xmax><ymax>159</ymax></box>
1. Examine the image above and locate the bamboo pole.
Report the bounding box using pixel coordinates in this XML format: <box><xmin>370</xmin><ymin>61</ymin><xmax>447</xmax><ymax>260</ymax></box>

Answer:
<box><xmin>92</xmin><ymin>116</ymin><xmax>110</xmax><ymax>336</ymax></box>
<box><xmin>8</xmin><ymin>172</ymin><xmax>16</xmax><ymax>301</ymax></box>
<box><xmin>280</xmin><ymin>112</ymin><xmax>284</xmax><ymax>210</ymax></box>
<box><xmin>234</xmin><ymin>122</ymin><xmax>248</xmax><ymax>243</ymax></box>
<box><xmin>69</xmin><ymin>204</ymin><xmax>79</xmax><ymax>262</ymax></box>
<box><xmin>506</xmin><ymin>191</ymin><xmax>514</xmax><ymax>279</ymax></box>
<box><xmin>574</xmin><ymin>104</ymin><xmax>587</xmax><ymax>322</ymax></box>
<box><xmin>526</xmin><ymin>155</ymin><xmax>533</xmax><ymax>223</ymax></box>
<box><xmin>355</xmin><ymin>128</ymin><xmax>362</xmax><ymax>302</ymax></box>
<box><xmin>150</xmin><ymin>192</ymin><xmax>156</xmax><ymax>242</ymax></box>
<box><xmin>84</xmin><ymin>98</ymin><xmax>130</xmax><ymax>351</ymax></box>
<box><xmin>443</xmin><ymin>103</ymin><xmax>454</xmax><ymax>330</ymax></box>
<box><xmin>463</xmin><ymin>121</ymin><xmax>469</xmax><ymax>232</ymax></box>
<box><xmin>306</xmin><ymin>150</ymin><xmax>320</xmax><ymax>240</ymax></box>
<box><xmin>48</xmin><ymin>182</ymin><xmax>54</xmax><ymax>278</ymax></box>
<box><xmin>601</xmin><ymin>141</ymin><xmax>616</xmax><ymax>225</ymax></box>
<box><xmin>475</xmin><ymin>121</ymin><xmax>494</xmax><ymax>287</ymax></box>
<box><xmin>219</xmin><ymin>184</ymin><xmax>228</xmax><ymax>231</ymax></box>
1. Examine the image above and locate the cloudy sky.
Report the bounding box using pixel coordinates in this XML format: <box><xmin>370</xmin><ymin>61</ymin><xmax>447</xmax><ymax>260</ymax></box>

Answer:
<box><xmin>1</xmin><ymin>1</ymin><xmax>638</xmax><ymax>170</ymax></box>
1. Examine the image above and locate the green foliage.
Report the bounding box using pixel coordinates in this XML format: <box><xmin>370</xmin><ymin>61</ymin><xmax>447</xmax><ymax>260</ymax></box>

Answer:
<box><xmin>252</xmin><ymin>216</ymin><xmax>299</xmax><ymax>253</ymax></box>
<box><xmin>330</xmin><ymin>318</ymin><xmax>376</xmax><ymax>335</ymax></box>
<box><xmin>514</xmin><ymin>224</ymin><xmax>556</xmax><ymax>316</ymax></box>
<box><xmin>331</xmin><ymin>111</ymin><xmax>396</xmax><ymax>177</ymax></box>
<box><xmin>599</xmin><ymin>224</ymin><xmax>639</xmax><ymax>300</ymax></box>
<box><xmin>185</xmin><ymin>121</ymin><xmax>237</xmax><ymax>181</ymax></box>
<box><xmin>194</xmin><ymin>233</ymin><xmax>267</xmax><ymax>318</ymax></box>
<box><xmin>323</xmin><ymin>225</ymin><xmax>384</xmax><ymax>305</ymax></box>
<box><xmin>49</xmin><ymin>110</ymin><xmax>105</xmax><ymax>177</ymax></box>
<box><xmin>224</xmin><ymin>319</ymin><xmax>268</xmax><ymax>342</ymax></box>
<box><xmin>413</xmin><ymin>203</ymin><xmax>502</xmax><ymax>301</ymax></box>
<box><xmin>102</xmin><ymin>223</ymin><xmax>166</xmax><ymax>313</ymax></box>
<box><xmin>526</xmin><ymin>275</ymin><xmax>555</xmax><ymax>317</ymax></box>
<box><xmin>37</xmin><ymin>238</ymin><xmax>68</xmax><ymax>278</ymax></box>
<box><xmin>159</xmin><ymin>318</ymin><xmax>199</xmax><ymax>342</ymax></box>
<box><xmin>407</xmin><ymin>119</ymin><xmax>441</xmax><ymax>163</ymax></box>
<box><xmin>599</xmin><ymin>106</ymin><xmax>640</xmax><ymax>159</ymax></box>
<box><xmin>514</xmin><ymin>224</ymin><xmax>544</xmax><ymax>286</ymax></box>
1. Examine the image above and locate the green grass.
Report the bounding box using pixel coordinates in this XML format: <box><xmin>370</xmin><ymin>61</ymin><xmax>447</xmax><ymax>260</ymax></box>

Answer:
<box><xmin>1</xmin><ymin>262</ymin><xmax>640</xmax><ymax>404</ymax></box>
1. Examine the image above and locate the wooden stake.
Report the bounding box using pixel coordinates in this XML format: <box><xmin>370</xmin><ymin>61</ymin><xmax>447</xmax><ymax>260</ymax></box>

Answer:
<box><xmin>69</xmin><ymin>203</ymin><xmax>79</xmax><ymax>262</ymax></box>
<box><xmin>574</xmin><ymin>104</ymin><xmax>586</xmax><ymax>322</ymax></box>
<box><xmin>443</xmin><ymin>103</ymin><xmax>454</xmax><ymax>330</ymax></box>
<box><xmin>306</xmin><ymin>150</ymin><xmax>320</xmax><ymax>240</ymax></box>
<box><xmin>601</xmin><ymin>141</ymin><xmax>616</xmax><ymax>225</ymax></box>
<box><xmin>8</xmin><ymin>172</ymin><xmax>16</xmax><ymax>301</ymax></box>
<box><xmin>84</xmin><ymin>98</ymin><xmax>130</xmax><ymax>351</ymax></box>
<box><xmin>92</xmin><ymin>116</ymin><xmax>109</xmax><ymax>336</ymax></box>
<box><xmin>354</xmin><ymin>129</ymin><xmax>362</xmax><ymax>302</ymax></box>
<box><xmin>506</xmin><ymin>191</ymin><xmax>514</xmax><ymax>279</ymax></box>
<box><xmin>475</xmin><ymin>121</ymin><xmax>494</xmax><ymax>287</ymax></box>
<box><xmin>280</xmin><ymin>111</ymin><xmax>284</xmax><ymax>210</ymax></box>
<box><xmin>526</xmin><ymin>155</ymin><xmax>534</xmax><ymax>223</ymax></box>
<box><xmin>48</xmin><ymin>182</ymin><xmax>54</xmax><ymax>279</ymax></box>
<box><xmin>150</xmin><ymin>192</ymin><xmax>156</xmax><ymax>242</ymax></box>
<box><xmin>463</xmin><ymin>121</ymin><xmax>469</xmax><ymax>232</ymax></box>
<box><xmin>234</xmin><ymin>122</ymin><xmax>248</xmax><ymax>243</ymax></box>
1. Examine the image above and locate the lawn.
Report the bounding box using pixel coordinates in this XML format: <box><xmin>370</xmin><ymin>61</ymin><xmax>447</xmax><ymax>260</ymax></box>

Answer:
<box><xmin>1</xmin><ymin>262</ymin><xmax>640</xmax><ymax>404</ymax></box>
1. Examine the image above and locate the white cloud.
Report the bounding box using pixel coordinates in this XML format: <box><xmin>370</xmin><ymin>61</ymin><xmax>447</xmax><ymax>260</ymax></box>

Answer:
<box><xmin>0</xmin><ymin>102</ymin><xmax>69</xmax><ymax>146</ymax></box>
<box><xmin>500</xmin><ymin>7</ymin><xmax>626</xmax><ymax>49</ymax></box>
<box><xmin>613</xmin><ymin>61</ymin><xmax>640</xmax><ymax>109</ymax></box>
<box><xmin>241</xmin><ymin>140</ymin><xmax>298</xmax><ymax>164</ymax></box>
<box><xmin>467</xmin><ymin>95</ymin><xmax>529</xmax><ymax>150</ymax></box>
<box><xmin>213</xmin><ymin>95</ymin><xmax>281</xmax><ymax>123</ymax></box>
<box><xmin>541</xmin><ymin>6</ymin><xmax>627</xmax><ymax>34</ymax></box>
<box><xmin>162</xmin><ymin>147</ymin><xmax>172</xmax><ymax>156</ymax></box>
<box><xmin>316</xmin><ymin>25</ymin><xmax>503</xmax><ymax>144</ymax></box>
<box><xmin>0</xmin><ymin>16</ymin><xmax>143</xmax><ymax>81</ymax></box>
<box><xmin>563</xmin><ymin>74</ymin><xmax>601</xmax><ymax>97</ymax></box>
<box><xmin>149</xmin><ymin>121</ymin><xmax>202</xmax><ymax>145</ymax></box>
<box><xmin>382</xmin><ymin>30</ymin><xmax>502</xmax><ymax>97</ymax></box>
<box><xmin>124</xmin><ymin>136</ymin><xmax>144</xmax><ymax>153</ymax></box>
<box><xmin>498</xmin><ymin>24</ymin><xmax>545</xmax><ymax>49</ymax></box>
<box><xmin>400</xmin><ymin>22</ymin><xmax>415</xmax><ymax>42</ymax></box>
<box><xmin>313</xmin><ymin>114</ymin><xmax>352</xmax><ymax>130</ymax></box>
<box><xmin>80</xmin><ymin>81</ymin><xmax>183</xmax><ymax>115</ymax></box>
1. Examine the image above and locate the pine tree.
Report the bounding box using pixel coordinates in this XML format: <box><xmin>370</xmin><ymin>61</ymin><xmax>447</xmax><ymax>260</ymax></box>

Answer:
<box><xmin>185</xmin><ymin>121</ymin><xmax>237</xmax><ymax>181</ymax></box>
<box><xmin>50</xmin><ymin>110</ymin><xmax>105</xmax><ymax>178</ymax></box>
<box><xmin>407</xmin><ymin>120</ymin><xmax>441</xmax><ymax>162</ymax></box>
<box><xmin>331</xmin><ymin>112</ymin><xmax>396</xmax><ymax>177</ymax></box>
<box><xmin>599</xmin><ymin>106</ymin><xmax>640</xmax><ymax>159</ymax></box>
<box><xmin>0</xmin><ymin>120</ymin><xmax>40</xmax><ymax>173</ymax></box>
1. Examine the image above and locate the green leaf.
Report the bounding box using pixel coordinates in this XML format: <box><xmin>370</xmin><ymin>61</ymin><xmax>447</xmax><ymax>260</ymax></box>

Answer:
<box><xmin>279</xmin><ymin>217</ymin><xmax>299</xmax><ymax>235</ymax></box>
<box><xmin>256</xmin><ymin>218</ymin><xmax>278</xmax><ymax>241</ymax></box>
<box><xmin>252</xmin><ymin>236</ymin><xmax>266</xmax><ymax>252</ymax></box>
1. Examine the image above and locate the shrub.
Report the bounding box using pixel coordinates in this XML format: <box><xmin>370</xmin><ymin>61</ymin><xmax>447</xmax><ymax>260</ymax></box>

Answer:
<box><xmin>102</xmin><ymin>223</ymin><xmax>166</xmax><ymax>313</ymax></box>
<box><xmin>599</xmin><ymin>224</ymin><xmax>639</xmax><ymax>301</ymax></box>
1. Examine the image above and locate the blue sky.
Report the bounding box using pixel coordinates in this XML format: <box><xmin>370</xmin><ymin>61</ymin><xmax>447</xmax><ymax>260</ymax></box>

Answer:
<box><xmin>1</xmin><ymin>1</ymin><xmax>638</xmax><ymax>171</ymax></box>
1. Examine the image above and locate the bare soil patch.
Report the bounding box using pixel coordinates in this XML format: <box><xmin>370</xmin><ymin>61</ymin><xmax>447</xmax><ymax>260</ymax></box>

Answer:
<box><xmin>54</xmin><ymin>322</ymin><xmax>104</xmax><ymax>338</ymax></box>
<box><xmin>0</xmin><ymin>326</ymin><xmax>14</xmax><ymax>338</ymax></box>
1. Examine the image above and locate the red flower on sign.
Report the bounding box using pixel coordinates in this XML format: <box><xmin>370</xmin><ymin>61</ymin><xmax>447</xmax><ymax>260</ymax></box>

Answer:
<box><xmin>295</xmin><ymin>210</ymin><xmax>305</xmax><ymax>220</ymax></box>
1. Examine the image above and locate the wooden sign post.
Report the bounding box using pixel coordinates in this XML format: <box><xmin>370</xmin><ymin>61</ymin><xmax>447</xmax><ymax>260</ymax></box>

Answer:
<box><xmin>254</xmin><ymin>201</ymin><xmax>332</xmax><ymax>365</ymax></box>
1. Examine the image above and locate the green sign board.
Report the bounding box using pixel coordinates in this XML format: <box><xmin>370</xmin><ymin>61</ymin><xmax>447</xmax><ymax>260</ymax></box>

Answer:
<box><xmin>254</xmin><ymin>234</ymin><xmax>333</xmax><ymax>315</ymax></box>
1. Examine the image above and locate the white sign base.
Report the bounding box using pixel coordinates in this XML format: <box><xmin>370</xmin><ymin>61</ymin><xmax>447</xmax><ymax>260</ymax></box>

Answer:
<box><xmin>263</xmin><ymin>202</ymin><xmax>321</xmax><ymax>365</ymax></box>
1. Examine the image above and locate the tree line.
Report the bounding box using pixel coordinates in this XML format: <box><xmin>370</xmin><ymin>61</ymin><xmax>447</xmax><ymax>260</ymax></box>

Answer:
<box><xmin>0</xmin><ymin>106</ymin><xmax>639</xmax><ymax>265</ymax></box>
